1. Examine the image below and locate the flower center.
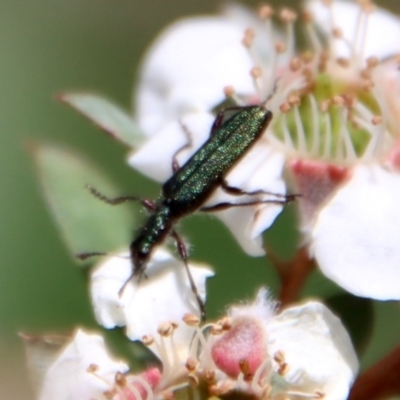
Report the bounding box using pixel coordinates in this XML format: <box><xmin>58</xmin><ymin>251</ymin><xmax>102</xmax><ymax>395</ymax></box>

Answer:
<box><xmin>234</xmin><ymin>1</ymin><xmax>399</xmax><ymax>165</ymax></box>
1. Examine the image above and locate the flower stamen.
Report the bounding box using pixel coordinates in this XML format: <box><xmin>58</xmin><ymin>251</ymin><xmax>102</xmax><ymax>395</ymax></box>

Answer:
<box><xmin>127</xmin><ymin>376</ymin><xmax>155</xmax><ymax>400</ymax></box>
<box><xmin>185</xmin><ymin>357</ymin><xmax>198</xmax><ymax>373</ymax></box>
<box><xmin>353</xmin><ymin>0</ymin><xmax>366</xmax><ymax>61</ymax></box>
<box><xmin>341</xmin><ymin>107</ymin><xmax>357</xmax><ymax>161</ymax></box>
<box><xmin>302</xmin><ymin>10</ymin><xmax>322</xmax><ymax>54</ymax></box>
<box><xmin>116</xmin><ymin>373</ymin><xmax>140</xmax><ymax>400</ymax></box>
<box><xmin>250</xmin><ymin>66</ymin><xmax>264</xmax><ymax>97</ymax></box>
<box><xmin>223</xmin><ymin>85</ymin><xmax>245</xmax><ymax>106</ymax></box>
<box><xmin>250</xmin><ymin>358</ymin><xmax>273</xmax><ymax>395</ymax></box>
<box><xmin>323</xmin><ymin>111</ymin><xmax>333</xmax><ymax>159</ymax></box>
<box><xmin>294</xmin><ymin>104</ymin><xmax>307</xmax><ymax>153</ymax></box>
<box><xmin>282</xmin><ymin>110</ymin><xmax>294</xmax><ymax>151</ymax></box>
<box><xmin>188</xmin><ymin>322</ymin><xmax>214</xmax><ymax>359</ymax></box>
<box><xmin>87</xmin><ymin>363</ymin><xmax>115</xmax><ymax>388</ymax></box>
<box><xmin>286</xmin><ymin>389</ymin><xmax>325</xmax><ymax>399</ymax></box>
<box><xmin>309</xmin><ymin>94</ymin><xmax>320</xmax><ymax>155</ymax></box>
<box><xmin>279</xmin><ymin>8</ymin><xmax>298</xmax><ymax>56</ymax></box>
<box><xmin>258</xmin><ymin>4</ymin><xmax>274</xmax><ymax>20</ymax></box>
<box><xmin>320</xmin><ymin>0</ymin><xmax>335</xmax><ymax>55</ymax></box>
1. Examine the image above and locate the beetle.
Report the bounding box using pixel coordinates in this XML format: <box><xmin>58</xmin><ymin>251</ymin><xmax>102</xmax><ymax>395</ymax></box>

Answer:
<box><xmin>79</xmin><ymin>105</ymin><xmax>295</xmax><ymax>319</ymax></box>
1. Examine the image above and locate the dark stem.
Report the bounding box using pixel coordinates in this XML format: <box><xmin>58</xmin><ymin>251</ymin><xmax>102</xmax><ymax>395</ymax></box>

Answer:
<box><xmin>267</xmin><ymin>245</ymin><xmax>314</xmax><ymax>309</ymax></box>
<box><xmin>349</xmin><ymin>343</ymin><xmax>400</xmax><ymax>400</ymax></box>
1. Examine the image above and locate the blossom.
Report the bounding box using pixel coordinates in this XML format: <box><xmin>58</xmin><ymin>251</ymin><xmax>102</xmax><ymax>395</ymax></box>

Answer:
<box><xmin>26</xmin><ymin>291</ymin><xmax>357</xmax><ymax>400</ymax></box>
<box><xmin>90</xmin><ymin>247</ymin><xmax>213</xmax><ymax>359</ymax></box>
<box><xmin>131</xmin><ymin>0</ymin><xmax>400</xmax><ymax>300</ymax></box>
<box><xmin>299</xmin><ymin>0</ymin><xmax>400</xmax><ymax>300</ymax></box>
<box><xmin>23</xmin><ymin>329</ymin><xmax>154</xmax><ymax>400</ymax></box>
<box><xmin>190</xmin><ymin>289</ymin><xmax>358</xmax><ymax>400</ymax></box>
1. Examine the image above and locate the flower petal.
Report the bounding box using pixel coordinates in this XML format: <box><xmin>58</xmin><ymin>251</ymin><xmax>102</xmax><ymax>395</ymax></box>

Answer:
<box><xmin>21</xmin><ymin>333</ymin><xmax>71</xmax><ymax>396</ymax></box>
<box><xmin>208</xmin><ymin>143</ymin><xmax>286</xmax><ymax>256</ymax></box>
<box><xmin>39</xmin><ymin>329</ymin><xmax>128</xmax><ymax>400</ymax></box>
<box><xmin>128</xmin><ymin>112</ymin><xmax>214</xmax><ymax>183</ymax></box>
<box><xmin>288</xmin><ymin>159</ymin><xmax>350</xmax><ymax>235</ymax></box>
<box><xmin>306</xmin><ymin>0</ymin><xmax>400</xmax><ymax>60</ymax></box>
<box><xmin>311</xmin><ymin>164</ymin><xmax>400</xmax><ymax>300</ymax></box>
<box><xmin>135</xmin><ymin>17</ymin><xmax>254</xmax><ymax>135</ymax></box>
<box><xmin>268</xmin><ymin>301</ymin><xmax>359</xmax><ymax>400</ymax></box>
<box><xmin>90</xmin><ymin>248</ymin><xmax>214</xmax><ymax>358</ymax></box>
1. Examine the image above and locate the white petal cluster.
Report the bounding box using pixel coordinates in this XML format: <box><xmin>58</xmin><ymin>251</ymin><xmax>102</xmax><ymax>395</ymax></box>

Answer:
<box><xmin>37</xmin><ymin>330</ymin><xmax>128</xmax><ymax>400</ymax></box>
<box><xmin>27</xmin><ymin>292</ymin><xmax>358</xmax><ymax>400</ymax></box>
<box><xmin>312</xmin><ymin>164</ymin><xmax>400</xmax><ymax>299</ymax></box>
<box><xmin>90</xmin><ymin>248</ymin><xmax>213</xmax><ymax>359</ymax></box>
<box><xmin>307</xmin><ymin>0</ymin><xmax>400</xmax><ymax>61</ymax></box>
<box><xmin>195</xmin><ymin>290</ymin><xmax>358</xmax><ymax>400</ymax></box>
<box><xmin>303</xmin><ymin>0</ymin><xmax>400</xmax><ymax>299</ymax></box>
<box><xmin>130</xmin><ymin>0</ymin><xmax>400</xmax><ymax>301</ymax></box>
<box><xmin>267</xmin><ymin>301</ymin><xmax>358</xmax><ymax>400</ymax></box>
<box><xmin>135</xmin><ymin>15</ymin><xmax>255</xmax><ymax>135</ymax></box>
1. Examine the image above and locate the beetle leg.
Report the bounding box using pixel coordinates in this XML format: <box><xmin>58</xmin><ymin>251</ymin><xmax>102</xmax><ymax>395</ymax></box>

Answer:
<box><xmin>172</xmin><ymin>121</ymin><xmax>194</xmax><ymax>173</ymax></box>
<box><xmin>209</xmin><ymin>110</ymin><xmax>225</xmax><ymax>134</ymax></box>
<box><xmin>76</xmin><ymin>251</ymin><xmax>109</xmax><ymax>260</ymax></box>
<box><xmin>219</xmin><ymin>178</ymin><xmax>296</xmax><ymax>199</ymax></box>
<box><xmin>171</xmin><ymin>230</ymin><xmax>206</xmax><ymax>321</ymax></box>
<box><xmin>117</xmin><ymin>269</ymin><xmax>148</xmax><ymax>297</ymax></box>
<box><xmin>200</xmin><ymin>197</ymin><xmax>295</xmax><ymax>212</ymax></box>
<box><xmin>86</xmin><ymin>185</ymin><xmax>156</xmax><ymax>211</ymax></box>
<box><xmin>75</xmin><ymin>251</ymin><xmax>130</xmax><ymax>262</ymax></box>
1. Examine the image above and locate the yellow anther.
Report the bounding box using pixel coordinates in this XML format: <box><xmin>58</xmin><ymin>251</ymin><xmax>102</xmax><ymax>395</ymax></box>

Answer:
<box><xmin>182</xmin><ymin>313</ymin><xmax>200</xmax><ymax>327</ymax></box>
<box><xmin>372</xmin><ymin>115</ymin><xmax>382</xmax><ymax>125</ymax></box>
<box><xmin>142</xmin><ymin>334</ymin><xmax>155</xmax><ymax>346</ymax></box>
<box><xmin>280</xmin><ymin>7</ymin><xmax>297</xmax><ymax>23</ymax></box>
<box><xmin>275</xmin><ymin>41</ymin><xmax>287</xmax><ymax>54</ymax></box>
<box><xmin>258</xmin><ymin>4</ymin><xmax>274</xmax><ymax>19</ymax></box>
<box><xmin>157</xmin><ymin>322</ymin><xmax>174</xmax><ymax>337</ymax></box>
<box><xmin>242</xmin><ymin>28</ymin><xmax>255</xmax><ymax>48</ymax></box>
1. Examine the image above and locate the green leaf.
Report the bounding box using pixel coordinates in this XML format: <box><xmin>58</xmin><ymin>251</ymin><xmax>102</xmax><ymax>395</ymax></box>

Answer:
<box><xmin>32</xmin><ymin>143</ymin><xmax>135</xmax><ymax>262</ymax></box>
<box><xmin>58</xmin><ymin>92</ymin><xmax>145</xmax><ymax>148</ymax></box>
<box><xmin>302</xmin><ymin>268</ymin><xmax>344</xmax><ymax>299</ymax></box>
<box><xmin>325</xmin><ymin>293</ymin><xmax>374</xmax><ymax>357</ymax></box>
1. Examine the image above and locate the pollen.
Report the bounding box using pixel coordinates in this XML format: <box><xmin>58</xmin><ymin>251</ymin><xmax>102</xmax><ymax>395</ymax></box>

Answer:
<box><xmin>242</xmin><ymin>28</ymin><xmax>255</xmax><ymax>48</ymax></box>
<box><xmin>157</xmin><ymin>322</ymin><xmax>175</xmax><ymax>337</ymax></box>
<box><xmin>182</xmin><ymin>313</ymin><xmax>200</xmax><ymax>327</ymax></box>
<box><xmin>258</xmin><ymin>5</ymin><xmax>274</xmax><ymax>20</ymax></box>
<box><xmin>87</xmin><ymin>363</ymin><xmax>99</xmax><ymax>373</ymax></box>
<box><xmin>279</xmin><ymin>7</ymin><xmax>298</xmax><ymax>24</ymax></box>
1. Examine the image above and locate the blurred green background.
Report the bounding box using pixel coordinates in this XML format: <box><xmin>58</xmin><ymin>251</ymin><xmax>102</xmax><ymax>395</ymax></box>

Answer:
<box><xmin>2</xmin><ymin>0</ymin><xmax>400</xmax><ymax>398</ymax></box>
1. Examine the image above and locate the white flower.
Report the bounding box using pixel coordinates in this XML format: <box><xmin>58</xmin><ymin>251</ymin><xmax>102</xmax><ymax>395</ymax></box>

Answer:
<box><xmin>24</xmin><ymin>329</ymin><xmax>165</xmax><ymax>400</ymax></box>
<box><xmin>90</xmin><ymin>247</ymin><xmax>213</xmax><ymax>359</ymax></box>
<box><xmin>131</xmin><ymin>0</ymin><xmax>400</xmax><ymax>300</ymax></box>
<box><xmin>307</xmin><ymin>0</ymin><xmax>400</xmax><ymax>61</ymax></box>
<box><xmin>311</xmin><ymin>164</ymin><xmax>400</xmax><ymax>299</ymax></box>
<box><xmin>267</xmin><ymin>301</ymin><xmax>358</xmax><ymax>400</ymax></box>
<box><xmin>34</xmin><ymin>330</ymin><xmax>129</xmax><ymax>400</ymax></box>
<box><xmin>299</xmin><ymin>0</ymin><xmax>400</xmax><ymax>300</ymax></box>
<box><xmin>193</xmin><ymin>289</ymin><xmax>358</xmax><ymax>400</ymax></box>
<box><xmin>134</xmin><ymin>11</ymin><xmax>255</xmax><ymax>136</ymax></box>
